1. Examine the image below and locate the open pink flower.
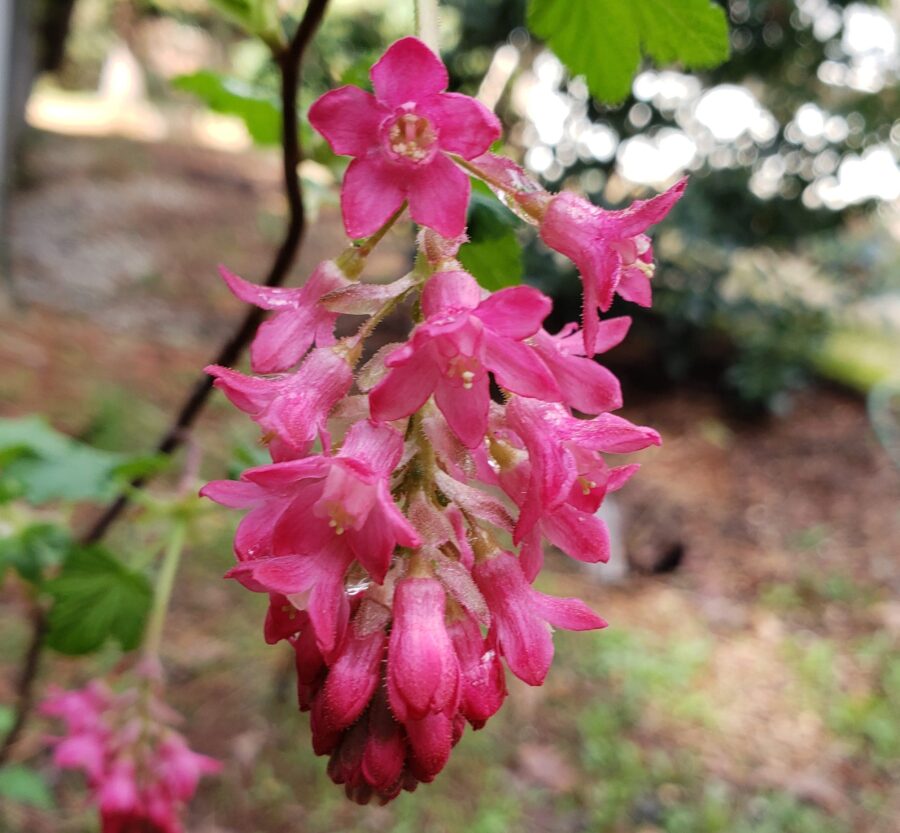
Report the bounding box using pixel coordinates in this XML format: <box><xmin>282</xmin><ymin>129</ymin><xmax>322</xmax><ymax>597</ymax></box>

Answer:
<box><xmin>309</xmin><ymin>37</ymin><xmax>501</xmax><ymax>239</ymax></box>
<box><xmin>203</xmin><ymin>421</ymin><xmax>420</xmax><ymax>582</ymax></box>
<box><xmin>207</xmin><ymin>347</ymin><xmax>353</xmax><ymax>461</ymax></box>
<box><xmin>539</xmin><ymin>178</ymin><xmax>686</xmax><ymax>353</ymax></box>
<box><xmin>219</xmin><ymin>261</ymin><xmax>348</xmax><ymax>373</ymax></box>
<box><xmin>369</xmin><ymin>270</ymin><xmax>560</xmax><ymax>447</ymax></box>
<box><xmin>473</xmin><ymin>550</ymin><xmax>607</xmax><ymax>686</ymax></box>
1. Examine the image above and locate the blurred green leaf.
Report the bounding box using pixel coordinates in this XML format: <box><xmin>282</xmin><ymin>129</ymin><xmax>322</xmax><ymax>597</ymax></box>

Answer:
<box><xmin>207</xmin><ymin>0</ymin><xmax>282</xmax><ymax>45</ymax></box>
<box><xmin>44</xmin><ymin>546</ymin><xmax>152</xmax><ymax>655</ymax></box>
<box><xmin>0</xmin><ymin>765</ymin><xmax>53</xmax><ymax>809</ymax></box>
<box><xmin>459</xmin><ymin>193</ymin><xmax>523</xmax><ymax>291</ymax></box>
<box><xmin>0</xmin><ymin>417</ymin><xmax>130</xmax><ymax>504</ymax></box>
<box><xmin>173</xmin><ymin>70</ymin><xmax>282</xmax><ymax>145</ymax></box>
<box><xmin>0</xmin><ymin>523</ymin><xmax>72</xmax><ymax>585</ymax></box>
<box><xmin>528</xmin><ymin>0</ymin><xmax>730</xmax><ymax>103</ymax></box>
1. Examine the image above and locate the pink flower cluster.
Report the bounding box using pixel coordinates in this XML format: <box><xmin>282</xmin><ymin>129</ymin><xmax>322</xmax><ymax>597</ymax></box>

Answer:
<box><xmin>42</xmin><ymin>677</ymin><xmax>219</xmax><ymax>833</ymax></box>
<box><xmin>203</xmin><ymin>37</ymin><xmax>683</xmax><ymax>803</ymax></box>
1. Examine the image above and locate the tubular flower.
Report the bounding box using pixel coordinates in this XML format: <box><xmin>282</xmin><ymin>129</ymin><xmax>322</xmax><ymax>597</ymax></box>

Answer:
<box><xmin>203</xmin><ymin>34</ymin><xmax>684</xmax><ymax>806</ymax></box>
<box><xmin>309</xmin><ymin>37</ymin><xmax>501</xmax><ymax>239</ymax></box>
<box><xmin>539</xmin><ymin>178</ymin><xmax>687</xmax><ymax>353</ymax></box>
<box><xmin>42</xmin><ymin>677</ymin><xmax>219</xmax><ymax>833</ymax></box>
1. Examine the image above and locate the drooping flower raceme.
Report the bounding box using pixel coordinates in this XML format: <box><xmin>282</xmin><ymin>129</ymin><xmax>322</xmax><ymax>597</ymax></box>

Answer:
<box><xmin>42</xmin><ymin>673</ymin><xmax>219</xmax><ymax>833</ymax></box>
<box><xmin>203</xmin><ymin>36</ymin><xmax>684</xmax><ymax>804</ymax></box>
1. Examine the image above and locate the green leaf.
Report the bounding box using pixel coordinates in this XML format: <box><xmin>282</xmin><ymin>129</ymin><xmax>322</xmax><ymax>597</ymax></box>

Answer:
<box><xmin>44</xmin><ymin>546</ymin><xmax>152</xmax><ymax>655</ymax></box>
<box><xmin>207</xmin><ymin>0</ymin><xmax>282</xmax><ymax>45</ymax></box>
<box><xmin>0</xmin><ymin>417</ymin><xmax>129</xmax><ymax>504</ymax></box>
<box><xmin>0</xmin><ymin>765</ymin><xmax>54</xmax><ymax>809</ymax></box>
<box><xmin>0</xmin><ymin>523</ymin><xmax>72</xmax><ymax>585</ymax></box>
<box><xmin>528</xmin><ymin>0</ymin><xmax>730</xmax><ymax>104</ymax></box>
<box><xmin>173</xmin><ymin>70</ymin><xmax>282</xmax><ymax>146</ymax></box>
<box><xmin>458</xmin><ymin>192</ymin><xmax>524</xmax><ymax>291</ymax></box>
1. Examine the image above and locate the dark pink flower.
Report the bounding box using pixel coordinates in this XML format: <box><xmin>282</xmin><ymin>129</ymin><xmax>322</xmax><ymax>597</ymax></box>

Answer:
<box><xmin>219</xmin><ymin>261</ymin><xmax>348</xmax><ymax>373</ymax></box>
<box><xmin>539</xmin><ymin>178</ymin><xmax>686</xmax><ymax>353</ymax></box>
<box><xmin>369</xmin><ymin>270</ymin><xmax>560</xmax><ymax>447</ymax></box>
<box><xmin>309</xmin><ymin>37</ymin><xmax>501</xmax><ymax>239</ymax></box>
<box><xmin>207</xmin><ymin>347</ymin><xmax>353</xmax><ymax>461</ymax></box>
<box><xmin>387</xmin><ymin>578</ymin><xmax>460</xmax><ymax>721</ymax></box>
<box><xmin>473</xmin><ymin>550</ymin><xmax>607</xmax><ymax>686</ymax></box>
<box><xmin>447</xmin><ymin>611</ymin><xmax>506</xmax><ymax>728</ymax></box>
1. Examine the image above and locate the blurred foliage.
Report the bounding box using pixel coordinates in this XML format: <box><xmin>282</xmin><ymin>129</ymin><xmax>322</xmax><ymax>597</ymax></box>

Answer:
<box><xmin>528</xmin><ymin>0</ymin><xmax>730</xmax><ymax>103</ymax></box>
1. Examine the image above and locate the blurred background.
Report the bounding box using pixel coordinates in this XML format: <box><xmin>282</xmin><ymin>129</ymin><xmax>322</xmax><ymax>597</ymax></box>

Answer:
<box><xmin>1</xmin><ymin>0</ymin><xmax>899</xmax><ymax>831</ymax></box>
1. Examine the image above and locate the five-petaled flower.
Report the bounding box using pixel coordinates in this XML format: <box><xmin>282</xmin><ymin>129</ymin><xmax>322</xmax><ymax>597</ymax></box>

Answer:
<box><xmin>310</xmin><ymin>36</ymin><xmax>501</xmax><ymax>240</ymax></box>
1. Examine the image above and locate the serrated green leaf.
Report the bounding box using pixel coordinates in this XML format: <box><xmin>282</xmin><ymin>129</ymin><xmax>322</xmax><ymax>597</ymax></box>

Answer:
<box><xmin>528</xmin><ymin>0</ymin><xmax>730</xmax><ymax>104</ymax></box>
<box><xmin>0</xmin><ymin>523</ymin><xmax>72</xmax><ymax>585</ymax></box>
<box><xmin>0</xmin><ymin>766</ymin><xmax>54</xmax><ymax>809</ymax></box>
<box><xmin>44</xmin><ymin>546</ymin><xmax>152</xmax><ymax>655</ymax></box>
<box><xmin>459</xmin><ymin>193</ymin><xmax>524</xmax><ymax>291</ymax></box>
<box><xmin>173</xmin><ymin>71</ymin><xmax>282</xmax><ymax>145</ymax></box>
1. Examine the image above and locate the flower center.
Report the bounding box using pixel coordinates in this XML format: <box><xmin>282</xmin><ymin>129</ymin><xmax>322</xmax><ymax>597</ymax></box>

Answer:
<box><xmin>447</xmin><ymin>355</ymin><xmax>481</xmax><ymax>390</ymax></box>
<box><xmin>384</xmin><ymin>112</ymin><xmax>438</xmax><ymax>165</ymax></box>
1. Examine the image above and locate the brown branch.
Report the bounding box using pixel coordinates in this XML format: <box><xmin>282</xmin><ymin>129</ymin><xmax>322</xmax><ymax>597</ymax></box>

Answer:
<box><xmin>0</xmin><ymin>0</ymin><xmax>331</xmax><ymax>767</ymax></box>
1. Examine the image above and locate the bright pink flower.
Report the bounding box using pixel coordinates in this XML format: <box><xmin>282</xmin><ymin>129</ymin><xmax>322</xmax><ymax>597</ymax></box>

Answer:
<box><xmin>473</xmin><ymin>550</ymin><xmax>607</xmax><ymax>686</ymax></box>
<box><xmin>447</xmin><ymin>612</ymin><xmax>506</xmax><ymax>728</ymax></box>
<box><xmin>309</xmin><ymin>37</ymin><xmax>501</xmax><ymax>239</ymax></box>
<box><xmin>207</xmin><ymin>347</ymin><xmax>353</xmax><ymax>461</ymax></box>
<box><xmin>369</xmin><ymin>270</ymin><xmax>560</xmax><ymax>447</ymax></box>
<box><xmin>539</xmin><ymin>178</ymin><xmax>687</xmax><ymax>353</ymax></box>
<box><xmin>387</xmin><ymin>578</ymin><xmax>460</xmax><ymax>721</ymax></box>
<box><xmin>203</xmin><ymin>421</ymin><xmax>420</xmax><ymax>581</ymax></box>
<box><xmin>219</xmin><ymin>261</ymin><xmax>348</xmax><ymax>373</ymax></box>
<box><xmin>504</xmin><ymin>396</ymin><xmax>660</xmax><ymax>541</ymax></box>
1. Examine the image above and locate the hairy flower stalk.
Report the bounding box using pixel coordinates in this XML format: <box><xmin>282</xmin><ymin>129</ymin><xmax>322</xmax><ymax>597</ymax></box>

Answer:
<box><xmin>203</xmin><ymin>36</ymin><xmax>683</xmax><ymax>803</ymax></box>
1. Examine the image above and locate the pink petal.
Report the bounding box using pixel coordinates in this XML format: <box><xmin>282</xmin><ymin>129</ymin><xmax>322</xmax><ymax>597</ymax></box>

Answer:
<box><xmin>370</xmin><ymin>37</ymin><xmax>448</xmax><ymax>109</ymax></box>
<box><xmin>199</xmin><ymin>479</ymin><xmax>264</xmax><ymax>509</ymax></box>
<box><xmin>218</xmin><ymin>265</ymin><xmax>305</xmax><ymax>311</ymax></box>
<box><xmin>532</xmin><ymin>592</ymin><xmax>607</xmax><ymax>631</ymax></box>
<box><xmin>369</xmin><ymin>344</ymin><xmax>440</xmax><ymax>422</ymax></box>
<box><xmin>482</xmin><ymin>332</ymin><xmax>560</xmax><ymax>401</ymax></box>
<box><xmin>540</xmin><ymin>349</ymin><xmax>622</xmax><ymax>414</ymax></box>
<box><xmin>607</xmin><ymin>177</ymin><xmax>687</xmax><ymax>239</ymax></box>
<box><xmin>342</xmin><ymin>156</ymin><xmax>407</xmax><ymax>239</ymax></box>
<box><xmin>615</xmin><ymin>267</ymin><xmax>653</xmax><ymax>307</ymax></box>
<box><xmin>320</xmin><ymin>273</ymin><xmax>416</xmax><ymax>315</ymax></box>
<box><xmin>206</xmin><ymin>365</ymin><xmax>277</xmax><ymax>414</ymax></box>
<box><xmin>234</xmin><ymin>501</ymin><xmax>285</xmax><ymax>561</ymax></box>
<box><xmin>421</xmin><ymin>92</ymin><xmax>501</xmax><ymax>159</ymax></box>
<box><xmin>407</xmin><ymin>153</ymin><xmax>470</xmax><ymax>239</ymax></box>
<box><xmin>543</xmin><ymin>504</ymin><xmax>610</xmax><ymax>564</ymax></box>
<box><xmin>563</xmin><ymin>413</ymin><xmax>661</xmax><ymax>453</ymax></box>
<box><xmin>474</xmin><ymin>552</ymin><xmax>554</xmax><ymax>686</ymax></box>
<box><xmin>421</xmin><ymin>269</ymin><xmax>481</xmax><ymax>317</ymax></box>
<box><xmin>250</xmin><ymin>306</ymin><xmax>317</xmax><ymax>373</ymax></box>
<box><xmin>608</xmin><ymin>463</ymin><xmax>640</xmax><ymax>492</ymax></box>
<box><xmin>242</xmin><ymin>457</ymin><xmax>329</xmax><ymax>488</ymax></box>
<box><xmin>475</xmin><ymin>286</ymin><xmax>551</xmax><ymax>339</ymax></box>
<box><xmin>519</xmin><ymin>527</ymin><xmax>545</xmax><ymax>582</ymax></box>
<box><xmin>308</xmin><ymin>86</ymin><xmax>384</xmax><ymax>156</ymax></box>
<box><xmin>592</xmin><ymin>316</ymin><xmax>632</xmax><ymax>354</ymax></box>
<box><xmin>434</xmin><ymin>374</ymin><xmax>490</xmax><ymax>448</ymax></box>
<box><xmin>405</xmin><ymin>711</ymin><xmax>453</xmax><ymax>783</ymax></box>
<box><xmin>339</xmin><ymin>420</ymin><xmax>405</xmax><ymax>475</ymax></box>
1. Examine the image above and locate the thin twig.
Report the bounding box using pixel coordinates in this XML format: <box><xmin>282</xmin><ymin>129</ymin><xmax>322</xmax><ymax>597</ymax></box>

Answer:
<box><xmin>0</xmin><ymin>0</ymin><xmax>330</xmax><ymax>767</ymax></box>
